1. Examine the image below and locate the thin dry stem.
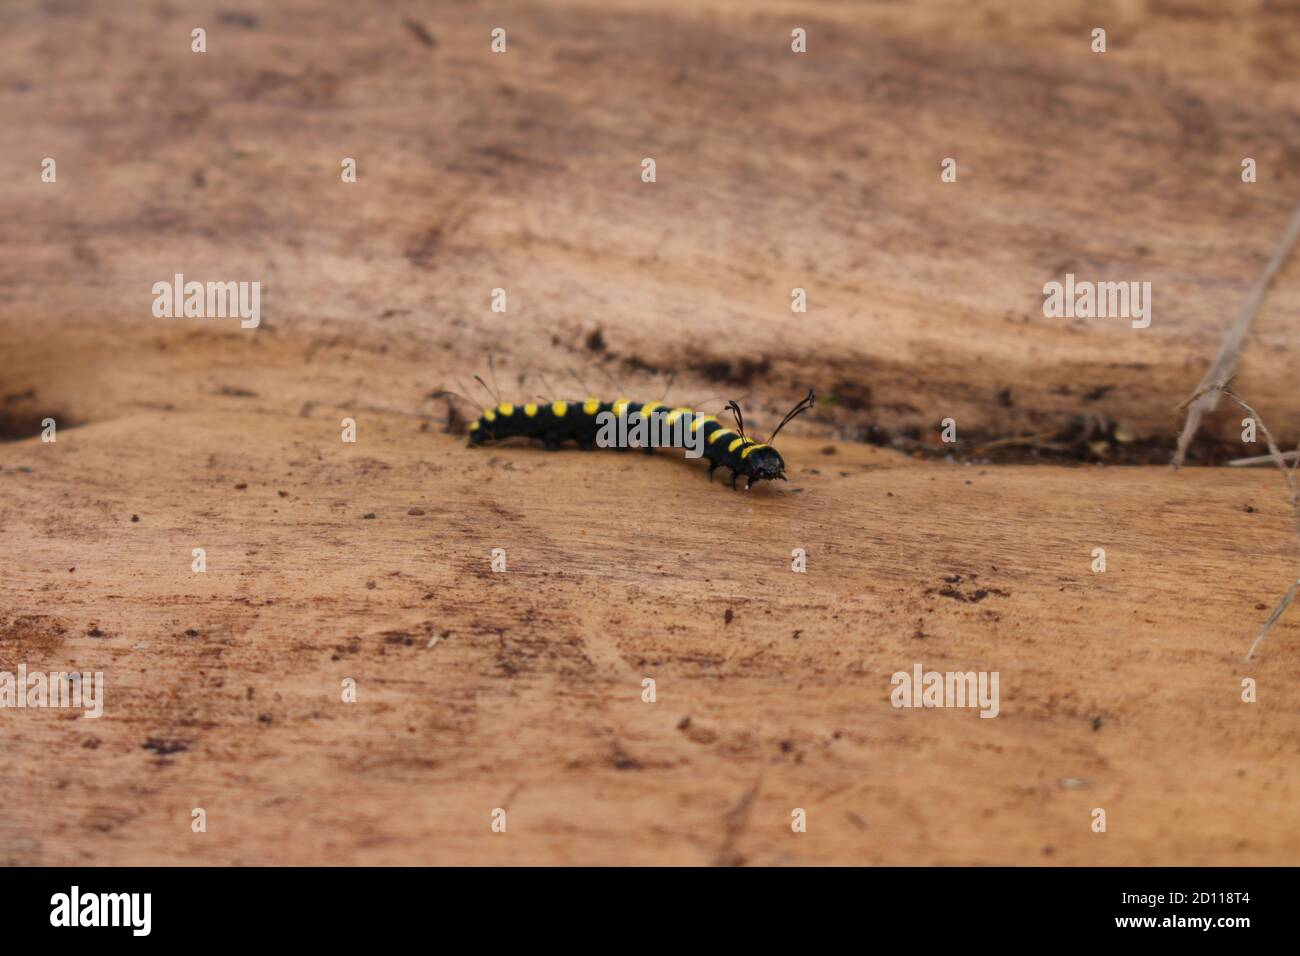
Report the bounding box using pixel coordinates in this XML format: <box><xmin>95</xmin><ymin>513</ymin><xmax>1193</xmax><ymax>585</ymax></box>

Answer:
<box><xmin>1172</xmin><ymin>202</ymin><xmax>1300</xmax><ymax>468</ymax></box>
<box><xmin>1191</xmin><ymin>385</ymin><xmax>1300</xmax><ymax>659</ymax></box>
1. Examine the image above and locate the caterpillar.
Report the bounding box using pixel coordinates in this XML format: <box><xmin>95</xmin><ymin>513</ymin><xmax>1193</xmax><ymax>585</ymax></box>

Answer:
<box><xmin>466</xmin><ymin>390</ymin><xmax>815</xmax><ymax>490</ymax></box>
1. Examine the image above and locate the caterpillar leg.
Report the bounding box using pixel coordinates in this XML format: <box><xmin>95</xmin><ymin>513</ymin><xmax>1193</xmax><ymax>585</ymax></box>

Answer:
<box><xmin>745</xmin><ymin>476</ymin><xmax>756</xmax><ymax>490</ymax></box>
<box><xmin>707</xmin><ymin>461</ymin><xmax>718</xmax><ymax>482</ymax></box>
<box><xmin>729</xmin><ymin>470</ymin><xmax>740</xmax><ymax>490</ymax></box>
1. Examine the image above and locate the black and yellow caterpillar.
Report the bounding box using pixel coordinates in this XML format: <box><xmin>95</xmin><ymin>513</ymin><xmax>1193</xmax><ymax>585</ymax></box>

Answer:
<box><xmin>467</xmin><ymin>391</ymin><xmax>815</xmax><ymax>490</ymax></box>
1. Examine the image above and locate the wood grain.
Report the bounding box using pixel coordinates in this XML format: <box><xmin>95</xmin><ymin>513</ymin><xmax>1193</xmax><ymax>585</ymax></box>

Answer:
<box><xmin>2</xmin><ymin>0</ymin><xmax>1299</xmax><ymax>865</ymax></box>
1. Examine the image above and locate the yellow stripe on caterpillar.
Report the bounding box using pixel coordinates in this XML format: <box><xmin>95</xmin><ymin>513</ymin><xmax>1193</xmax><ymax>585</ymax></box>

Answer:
<box><xmin>464</xmin><ymin>387</ymin><xmax>816</xmax><ymax>489</ymax></box>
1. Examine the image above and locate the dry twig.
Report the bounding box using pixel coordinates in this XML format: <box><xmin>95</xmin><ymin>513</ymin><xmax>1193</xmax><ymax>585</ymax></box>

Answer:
<box><xmin>1172</xmin><ymin>202</ymin><xmax>1300</xmax><ymax>468</ymax></box>
<box><xmin>1183</xmin><ymin>384</ymin><xmax>1300</xmax><ymax>659</ymax></box>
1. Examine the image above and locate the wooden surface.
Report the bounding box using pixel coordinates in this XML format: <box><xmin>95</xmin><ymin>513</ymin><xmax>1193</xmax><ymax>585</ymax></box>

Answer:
<box><xmin>2</xmin><ymin>0</ymin><xmax>1300</xmax><ymax>866</ymax></box>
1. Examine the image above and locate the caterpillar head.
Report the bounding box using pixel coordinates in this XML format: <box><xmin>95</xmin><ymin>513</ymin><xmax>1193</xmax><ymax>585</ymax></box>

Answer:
<box><xmin>746</xmin><ymin>445</ymin><xmax>787</xmax><ymax>483</ymax></box>
<box><xmin>727</xmin><ymin>389</ymin><xmax>814</xmax><ymax>486</ymax></box>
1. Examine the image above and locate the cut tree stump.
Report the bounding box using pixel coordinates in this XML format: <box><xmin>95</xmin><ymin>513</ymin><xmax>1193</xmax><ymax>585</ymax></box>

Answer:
<box><xmin>1</xmin><ymin>0</ymin><xmax>1299</xmax><ymax>865</ymax></box>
